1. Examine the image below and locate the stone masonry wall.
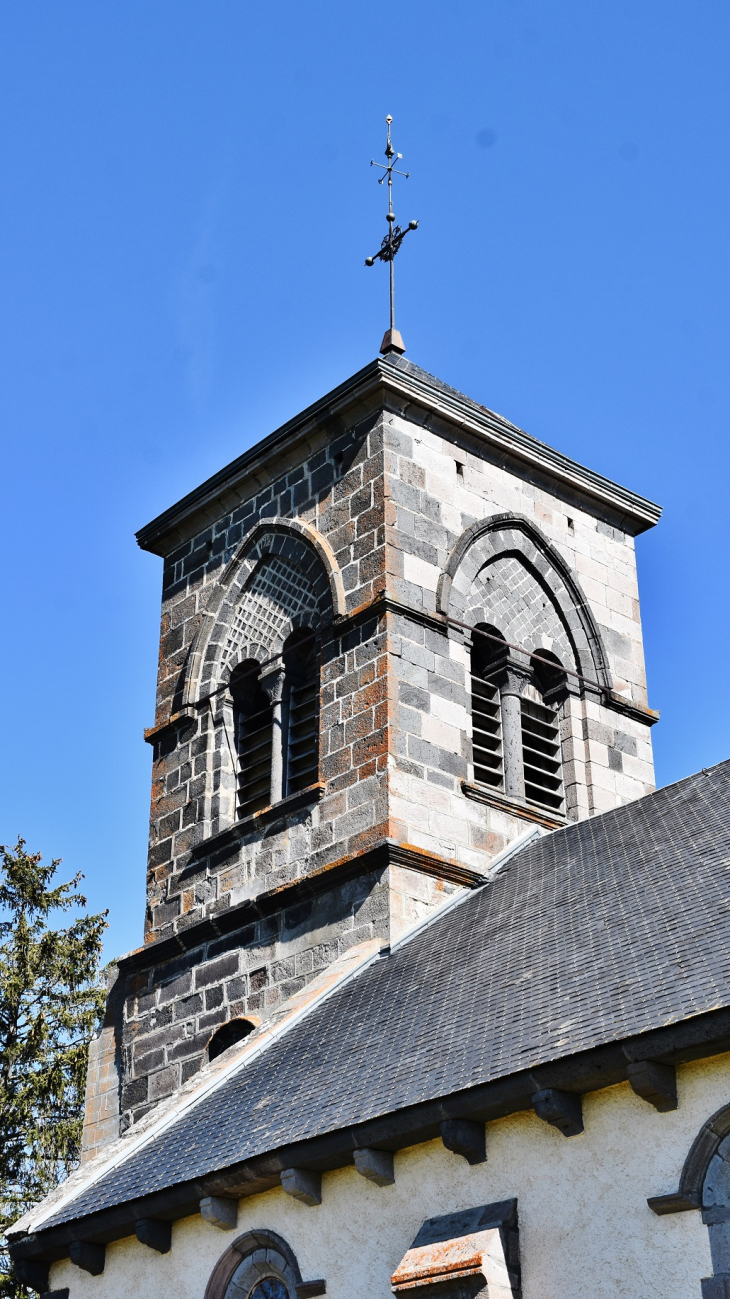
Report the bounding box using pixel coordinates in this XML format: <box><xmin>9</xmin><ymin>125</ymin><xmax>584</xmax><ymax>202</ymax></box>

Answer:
<box><xmin>119</xmin><ymin>860</ymin><xmax>462</xmax><ymax>1131</ymax></box>
<box><xmin>149</xmin><ymin>611</ymin><xmax>389</xmax><ymax>941</ymax></box>
<box><xmin>146</xmin><ymin>408</ymin><xmax>391</xmax><ymax>945</ymax></box>
<box><xmin>380</xmin><ymin>405</ymin><xmax>656</xmax><ymax>865</ymax></box>
<box><xmin>146</xmin><ymin>394</ymin><xmax>655</xmax><ymax>950</ymax></box>
<box><xmin>120</xmin><ymin>867</ymin><xmax>391</xmax><ymax>1129</ymax></box>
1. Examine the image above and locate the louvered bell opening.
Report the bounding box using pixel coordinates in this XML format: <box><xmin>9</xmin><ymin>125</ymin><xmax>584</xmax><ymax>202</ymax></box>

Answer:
<box><xmin>284</xmin><ymin>638</ymin><xmax>319</xmax><ymax>795</ymax></box>
<box><xmin>521</xmin><ymin>697</ymin><xmax>564</xmax><ymax>813</ymax></box>
<box><xmin>471</xmin><ymin>674</ymin><xmax>503</xmax><ymax>788</ymax></box>
<box><xmin>232</xmin><ymin>665</ymin><xmax>273</xmax><ymax>819</ymax></box>
<box><xmin>471</xmin><ymin>625</ymin><xmax>506</xmax><ymax>791</ymax></box>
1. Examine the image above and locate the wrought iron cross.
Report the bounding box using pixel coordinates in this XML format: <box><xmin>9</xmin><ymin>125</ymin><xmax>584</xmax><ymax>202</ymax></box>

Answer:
<box><xmin>365</xmin><ymin>115</ymin><xmax>419</xmax><ymax>356</ymax></box>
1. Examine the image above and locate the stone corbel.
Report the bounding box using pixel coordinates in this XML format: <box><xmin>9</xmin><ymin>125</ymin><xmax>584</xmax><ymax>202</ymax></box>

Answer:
<box><xmin>390</xmin><ymin>1202</ymin><xmax>520</xmax><ymax>1299</ymax></box>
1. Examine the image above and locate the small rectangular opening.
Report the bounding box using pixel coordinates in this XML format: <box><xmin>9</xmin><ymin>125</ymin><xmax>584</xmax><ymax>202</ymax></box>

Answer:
<box><xmin>455</xmin><ymin>461</ymin><xmax>465</xmax><ymax>477</ymax></box>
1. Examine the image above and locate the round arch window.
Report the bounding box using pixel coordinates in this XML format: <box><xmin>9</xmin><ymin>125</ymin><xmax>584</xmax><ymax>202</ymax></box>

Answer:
<box><xmin>249</xmin><ymin>1282</ymin><xmax>289</xmax><ymax>1299</ymax></box>
<box><xmin>209</xmin><ymin>1233</ymin><xmax>302</xmax><ymax>1299</ymax></box>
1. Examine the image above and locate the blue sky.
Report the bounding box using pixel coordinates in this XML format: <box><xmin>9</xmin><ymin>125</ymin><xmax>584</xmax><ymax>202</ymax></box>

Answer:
<box><xmin>1</xmin><ymin>1</ymin><xmax>728</xmax><ymax>959</ymax></box>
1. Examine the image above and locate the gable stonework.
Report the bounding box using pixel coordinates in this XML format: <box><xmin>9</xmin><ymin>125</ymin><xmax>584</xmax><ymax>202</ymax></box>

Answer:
<box><xmin>98</xmin><ymin>357</ymin><xmax>659</xmax><ymax>1135</ymax></box>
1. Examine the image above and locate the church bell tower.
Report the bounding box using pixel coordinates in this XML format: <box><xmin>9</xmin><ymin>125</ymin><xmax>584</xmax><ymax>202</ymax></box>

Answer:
<box><xmin>81</xmin><ymin>346</ymin><xmax>660</xmax><ymax>1154</ymax></box>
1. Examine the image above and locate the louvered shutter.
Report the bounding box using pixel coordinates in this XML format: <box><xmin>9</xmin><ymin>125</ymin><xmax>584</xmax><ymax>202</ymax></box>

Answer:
<box><xmin>284</xmin><ymin>636</ymin><xmax>319</xmax><ymax>795</ymax></box>
<box><xmin>521</xmin><ymin>696</ymin><xmax>564</xmax><ymax>813</ymax></box>
<box><xmin>231</xmin><ymin>663</ymin><xmax>273</xmax><ymax>818</ymax></box>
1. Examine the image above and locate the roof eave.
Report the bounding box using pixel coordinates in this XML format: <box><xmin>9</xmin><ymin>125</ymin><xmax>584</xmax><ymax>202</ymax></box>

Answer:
<box><xmin>10</xmin><ymin>1001</ymin><xmax>730</xmax><ymax>1266</ymax></box>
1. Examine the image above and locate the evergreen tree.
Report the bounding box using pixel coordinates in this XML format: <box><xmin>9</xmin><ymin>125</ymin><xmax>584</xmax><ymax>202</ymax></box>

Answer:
<box><xmin>0</xmin><ymin>839</ymin><xmax>107</xmax><ymax>1296</ymax></box>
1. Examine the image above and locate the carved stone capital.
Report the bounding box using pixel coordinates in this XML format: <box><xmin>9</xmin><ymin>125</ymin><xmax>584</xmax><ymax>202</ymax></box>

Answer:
<box><xmin>500</xmin><ymin>651</ymin><xmax>532</xmax><ymax>698</ymax></box>
<box><xmin>258</xmin><ymin>660</ymin><xmax>285</xmax><ymax>704</ymax></box>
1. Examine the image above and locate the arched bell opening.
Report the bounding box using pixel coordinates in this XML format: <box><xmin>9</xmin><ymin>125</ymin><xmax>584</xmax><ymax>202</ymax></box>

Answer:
<box><xmin>520</xmin><ymin>651</ymin><xmax>568</xmax><ymax>816</ymax></box>
<box><xmin>281</xmin><ymin>629</ymin><xmax>320</xmax><ymax>797</ymax></box>
<box><xmin>230</xmin><ymin>660</ymin><xmax>273</xmax><ymax>819</ymax></box>
<box><xmin>470</xmin><ymin>624</ymin><xmax>508</xmax><ymax>792</ymax></box>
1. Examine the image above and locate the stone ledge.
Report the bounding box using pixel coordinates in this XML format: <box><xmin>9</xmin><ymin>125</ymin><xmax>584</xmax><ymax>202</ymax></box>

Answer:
<box><xmin>144</xmin><ymin>708</ymin><xmax>197</xmax><ymax>745</ymax></box>
<box><xmin>647</xmin><ymin>1191</ymin><xmax>699</xmax><ymax>1216</ymax></box>
<box><xmin>187</xmin><ymin>783</ymin><xmax>326</xmax><ymax>865</ymax></box>
<box><xmin>461</xmin><ymin>781</ymin><xmax>566</xmax><ymax>831</ymax></box>
<box><xmin>604</xmin><ymin>691</ymin><xmax>660</xmax><ymax>727</ymax></box>
<box><xmin>121</xmin><ymin>840</ymin><xmax>484</xmax><ymax>976</ymax></box>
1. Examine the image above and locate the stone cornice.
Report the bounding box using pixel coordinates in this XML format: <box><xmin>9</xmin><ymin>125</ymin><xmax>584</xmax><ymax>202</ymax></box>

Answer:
<box><xmin>136</xmin><ymin>356</ymin><xmax>661</xmax><ymax>556</ymax></box>
<box><xmin>121</xmin><ymin>840</ymin><xmax>487</xmax><ymax>976</ymax></box>
<box><xmin>338</xmin><ymin>593</ymin><xmax>659</xmax><ymax>726</ymax></box>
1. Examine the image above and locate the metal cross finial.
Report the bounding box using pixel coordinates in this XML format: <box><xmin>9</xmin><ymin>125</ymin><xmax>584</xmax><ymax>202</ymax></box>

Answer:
<box><xmin>365</xmin><ymin>115</ymin><xmax>419</xmax><ymax>356</ymax></box>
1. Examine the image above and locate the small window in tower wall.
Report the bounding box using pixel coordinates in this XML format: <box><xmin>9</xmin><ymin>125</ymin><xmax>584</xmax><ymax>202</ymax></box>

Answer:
<box><xmin>231</xmin><ymin>662</ymin><xmax>273</xmax><ymax>818</ymax></box>
<box><xmin>283</xmin><ymin>632</ymin><xmax>320</xmax><ymax>795</ymax></box>
<box><xmin>521</xmin><ymin>687</ymin><xmax>564</xmax><ymax>813</ymax></box>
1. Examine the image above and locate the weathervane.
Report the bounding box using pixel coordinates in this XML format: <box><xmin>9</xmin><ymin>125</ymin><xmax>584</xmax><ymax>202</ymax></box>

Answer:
<box><xmin>365</xmin><ymin>115</ymin><xmax>419</xmax><ymax>356</ymax></box>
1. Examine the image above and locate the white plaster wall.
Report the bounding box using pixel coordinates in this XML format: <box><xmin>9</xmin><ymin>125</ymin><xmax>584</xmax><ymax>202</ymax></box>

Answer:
<box><xmin>49</xmin><ymin>1053</ymin><xmax>728</xmax><ymax>1299</ymax></box>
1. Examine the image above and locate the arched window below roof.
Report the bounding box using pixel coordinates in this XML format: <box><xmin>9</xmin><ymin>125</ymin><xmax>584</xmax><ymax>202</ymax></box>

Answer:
<box><xmin>204</xmin><ymin>1229</ymin><xmax>307</xmax><ymax>1299</ymax></box>
<box><xmin>206</xmin><ymin>1017</ymin><xmax>257</xmax><ymax>1063</ymax></box>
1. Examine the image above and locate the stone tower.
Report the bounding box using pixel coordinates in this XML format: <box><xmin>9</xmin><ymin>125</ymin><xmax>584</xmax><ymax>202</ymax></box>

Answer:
<box><xmin>82</xmin><ymin>353</ymin><xmax>660</xmax><ymax>1156</ymax></box>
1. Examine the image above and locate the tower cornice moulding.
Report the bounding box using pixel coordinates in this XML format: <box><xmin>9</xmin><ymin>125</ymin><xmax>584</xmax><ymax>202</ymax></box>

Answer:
<box><xmin>136</xmin><ymin>356</ymin><xmax>661</xmax><ymax>556</ymax></box>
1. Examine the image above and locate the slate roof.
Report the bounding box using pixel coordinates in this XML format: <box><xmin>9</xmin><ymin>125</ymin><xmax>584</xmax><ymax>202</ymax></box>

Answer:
<box><xmin>38</xmin><ymin>760</ymin><xmax>730</xmax><ymax>1229</ymax></box>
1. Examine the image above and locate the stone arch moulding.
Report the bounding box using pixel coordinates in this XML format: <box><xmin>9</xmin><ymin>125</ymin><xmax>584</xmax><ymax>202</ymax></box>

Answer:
<box><xmin>204</xmin><ymin>1228</ymin><xmax>306</xmax><ymax>1299</ymax></box>
<box><xmin>649</xmin><ymin>1100</ymin><xmax>730</xmax><ymax>1296</ymax></box>
<box><xmin>655</xmin><ymin>1100</ymin><xmax>730</xmax><ymax>1212</ymax></box>
<box><xmin>181</xmin><ymin>518</ymin><xmax>346</xmax><ymax>709</ymax></box>
<box><xmin>438</xmin><ymin>512</ymin><xmax>612</xmax><ymax>692</ymax></box>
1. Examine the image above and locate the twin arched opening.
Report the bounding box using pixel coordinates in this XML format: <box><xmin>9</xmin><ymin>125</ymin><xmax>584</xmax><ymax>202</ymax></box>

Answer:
<box><xmin>231</xmin><ymin>629</ymin><xmax>320</xmax><ymax>818</ymax></box>
<box><xmin>444</xmin><ymin>515</ymin><xmax>609</xmax><ymax>822</ymax></box>
<box><xmin>182</xmin><ymin>522</ymin><xmax>335</xmax><ymax>832</ymax></box>
<box><xmin>470</xmin><ymin>624</ymin><xmax>568</xmax><ymax>815</ymax></box>
<box><xmin>179</xmin><ymin>512</ymin><xmax>611</xmax><ymax>831</ymax></box>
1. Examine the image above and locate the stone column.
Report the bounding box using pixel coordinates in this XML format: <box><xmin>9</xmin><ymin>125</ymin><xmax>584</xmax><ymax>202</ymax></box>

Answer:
<box><xmin>208</xmin><ymin>690</ymin><xmax>238</xmax><ymax>833</ymax></box>
<box><xmin>500</xmin><ymin>656</ymin><xmax>532</xmax><ymax>802</ymax></box>
<box><xmin>259</xmin><ymin>659</ymin><xmax>287</xmax><ymax>804</ymax></box>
